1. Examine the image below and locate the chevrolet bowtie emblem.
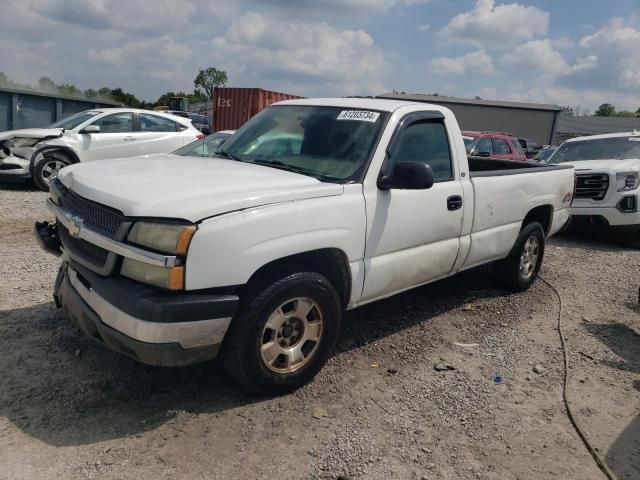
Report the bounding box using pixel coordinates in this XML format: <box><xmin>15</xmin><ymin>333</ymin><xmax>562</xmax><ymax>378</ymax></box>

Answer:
<box><xmin>68</xmin><ymin>216</ymin><xmax>83</xmax><ymax>237</ymax></box>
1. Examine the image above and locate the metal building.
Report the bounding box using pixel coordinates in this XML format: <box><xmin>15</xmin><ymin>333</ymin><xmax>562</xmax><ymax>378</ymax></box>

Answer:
<box><xmin>377</xmin><ymin>92</ymin><xmax>562</xmax><ymax>145</ymax></box>
<box><xmin>0</xmin><ymin>87</ymin><xmax>121</xmax><ymax>132</ymax></box>
<box><xmin>554</xmin><ymin>115</ymin><xmax>640</xmax><ymax>144</ymax></box>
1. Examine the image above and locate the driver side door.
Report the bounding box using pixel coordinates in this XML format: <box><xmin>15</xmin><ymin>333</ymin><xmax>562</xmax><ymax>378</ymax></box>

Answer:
<box><xmin>361</xmin><ymin>114</ymin><xmax>464</xmax><ymax>302</ymax></box>
<box><xmin>79</xmin><ymin>112</ymin><xmax>137</xmax><ymax>161</ymax></box>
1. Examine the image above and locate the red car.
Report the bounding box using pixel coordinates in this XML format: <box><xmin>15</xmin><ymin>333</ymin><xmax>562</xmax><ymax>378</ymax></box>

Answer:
<box><xmin>462</xmin><ymin>130</ymin><xmax>527</xmax><ymax>161</ymax></box>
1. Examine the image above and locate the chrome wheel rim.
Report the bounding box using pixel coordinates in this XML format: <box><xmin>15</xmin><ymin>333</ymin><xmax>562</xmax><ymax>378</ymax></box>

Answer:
<box><xmin>260</xmin><ymin>297</ymin><xmax>323</xmax><ymax>373</ymax></box>
<box><xmin>40</xmin><ymin>159</ymin><xmax>67</xmax><ymax>184</ymax></box>
<box><xmin>519</xmin><ymin>236</ymin><xmax>539</xmax><ymax>280</ymax></box>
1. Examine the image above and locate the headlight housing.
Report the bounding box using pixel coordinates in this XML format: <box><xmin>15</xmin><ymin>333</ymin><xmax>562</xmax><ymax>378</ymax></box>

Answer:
<box><xmin>616</xmin><ymin>172</ymin><xmax>640</xmax><ymax>192</ymax></box>
<box><xmin>121</xmin><ymin>258</ymin><xmax>185</xmax><ymax>290</ymax></box>
<box><xmin>127</xmin><ymin>222</ymin><xmax>195</xmax><ymax>254</ymax></box>
<box><xmin>121</xmin><ymin>221</ymin><xmax>196</xmax><ymax>290</ymax></box>
<box><xmin>9</xmin><ymin>137</ymin><xmax>40</xmax><ymax>148</ymax></box>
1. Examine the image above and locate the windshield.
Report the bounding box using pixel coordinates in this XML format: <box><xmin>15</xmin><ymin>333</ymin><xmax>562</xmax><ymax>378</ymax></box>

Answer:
<box><xmin>550</xmin><ymin>136</ymin><xmax>640</xmax><ymax>163</ymax></box>
<box><xmin>48</xmin><ymin>111</ymin><xmax>100</xmax><ymax>129</ymax></box>
<box><xmin>534</xmin><ymin>147</ymin><xmax>556</xmax><ymax>162</ymax></box>
<box><xmin>218</xmin><ymin>105</ymin><xmax>388</xmax><ymax>182</ymax></box>
<box><xmin>463</xmin><ymin>136</ymin><xmax>475</xmax><ymax>153</ymax></box>
<box><xmin>173</xmin><ymin>132</ymin><xmax>231</xmax><ymax>157</ymax></box>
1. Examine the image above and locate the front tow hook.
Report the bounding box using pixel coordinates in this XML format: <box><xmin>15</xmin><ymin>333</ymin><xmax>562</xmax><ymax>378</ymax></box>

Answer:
<box><xmin>34</xmin><ymin>220</ymin><xmax>62</xmax><ymax>257</ymax></box>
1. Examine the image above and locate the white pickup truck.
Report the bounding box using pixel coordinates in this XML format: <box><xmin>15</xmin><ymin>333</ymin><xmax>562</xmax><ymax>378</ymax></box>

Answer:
<box><xmin>548</xmin><ymin>131</ymin><xmax>640</xmax><ymax>245</ymax></box>
<box><xmin>35</xmin><ymin>98</ymin><xmax>574</xmax><ymax>394</ymax></box>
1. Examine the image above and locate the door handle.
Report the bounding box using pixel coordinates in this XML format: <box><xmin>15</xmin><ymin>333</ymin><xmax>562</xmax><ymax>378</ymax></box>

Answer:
<box><xmin>123</xmin><ymin>136</ymin><xmax>137</xmax><ymax>141</ymax></box>
<box><xmin>447</xmin><ymin>195</ymin><xmax>462</xmax><ymax>211</ymax></box>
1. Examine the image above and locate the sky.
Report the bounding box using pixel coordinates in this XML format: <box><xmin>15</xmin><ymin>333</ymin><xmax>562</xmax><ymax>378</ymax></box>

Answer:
<box><xmin>1</xmin><ymin>0</ymin><xmax>639</xmax><ymax>113</ymax></box>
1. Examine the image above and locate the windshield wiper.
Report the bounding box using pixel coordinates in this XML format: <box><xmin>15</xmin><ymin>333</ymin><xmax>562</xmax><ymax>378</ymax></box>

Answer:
<box><xmin>216</xmin><ymin>149</ymin><xmax>242</xmax><ymax>162</ymax></box>
<box><xmin>251</xmin><ymin>159</ymin><xmax>336</xmax><ymax>182</ymax></box>
<box><xmin>252</xmin><ymin>159</ymin><xmax>312</xmax><ymax>175</ymax></box>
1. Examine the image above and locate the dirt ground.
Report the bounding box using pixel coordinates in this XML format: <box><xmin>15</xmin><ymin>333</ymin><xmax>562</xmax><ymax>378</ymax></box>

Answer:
<box><xmin>0</xmin><ymin>183</ymin><xmax>638</xmax><ymax>480</ymax></box>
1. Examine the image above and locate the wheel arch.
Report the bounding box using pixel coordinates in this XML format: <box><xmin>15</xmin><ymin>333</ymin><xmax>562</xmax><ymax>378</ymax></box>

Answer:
<box><xmin>522</xmin><ymin>204</ymin><xmax>553</xmax><ymax>236</ymax></box>
<box><xmin>30</xmin><ymin>145</ymin><xmax>80</xmax><ymax>171</ymax></box>
<box><xmin>243</xmin><ymin>248</ymin><xmax>352</xmax><ymax>310</ymax></box>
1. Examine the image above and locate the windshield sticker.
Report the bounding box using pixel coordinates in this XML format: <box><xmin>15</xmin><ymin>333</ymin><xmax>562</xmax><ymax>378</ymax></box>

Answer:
<box><xmin>337</xmin><ymin>110</ymin><xmax>380</xmax><ymax>123</ymax></box>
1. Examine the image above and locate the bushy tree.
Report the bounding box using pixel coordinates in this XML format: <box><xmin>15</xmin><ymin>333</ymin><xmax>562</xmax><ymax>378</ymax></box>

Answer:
<box><xmin>594</xmin><ymin>103</ymin><xmax>616</xmax><ymax>117</ymax></box>
<box><xmin>194</xmin><ymin>67</ymin><xmax>228</xmax><ymax>98</ymax></box>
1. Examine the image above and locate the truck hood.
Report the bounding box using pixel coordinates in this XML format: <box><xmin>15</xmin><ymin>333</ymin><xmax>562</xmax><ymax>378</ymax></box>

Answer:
<box><xmin>0</xmin><ymin>128</ymin><xmax>64</xmax><ymax>142</ymax></box>
<box><xmin>57</xmin><ymin>155</ymin><xmax>344</xmax><ymax>222</ymax></box>
<box><xmin>562</xmin><ymin>158</ymin><xmax>640</xmax><ymax>172</ymax></box>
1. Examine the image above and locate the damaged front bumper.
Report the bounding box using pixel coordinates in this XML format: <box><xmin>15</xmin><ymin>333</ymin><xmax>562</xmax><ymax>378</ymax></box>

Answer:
<box><xmin>35</xmin><ymin>220</ymin><xmax>239</xmax><ymax>367</ymax></box>
<box><xmin>0</xmin><ymin>155</ymin><xmax>30</xmax><ymax>182</ymax></box>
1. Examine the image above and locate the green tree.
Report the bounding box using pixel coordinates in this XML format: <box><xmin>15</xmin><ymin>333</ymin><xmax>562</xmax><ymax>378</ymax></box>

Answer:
<box><xmin>38</xmin><ymin>76</ymin><xmax>56</xmax><ymax>90</ymax></box>
<box><xmin>560</xmin><ymin>106</ymin><xmax>574</xmax><ymax>116</ymax></box>
<box><xmin>0</xmin><ymin>72</ymin><xmax>11</xmax><ymax>86</ymax></box>
<box><xmin>615</xmin><ymin>110</ymin><xmax>635</xmax><ymax>118</ymax></box>
<box><xmin>594</xmin><ymin>103</ymin><xmax>616</xmax><ymax>117</ymax></box>
<box><xmin>194</xmin><ymin>67</ymin><xmax>228</xmax><ymax>98</ymax></box>
<box><xmin>84</xmin><ymin>88</ymin><xmax>98</xmax><ymax>98</ymax></box>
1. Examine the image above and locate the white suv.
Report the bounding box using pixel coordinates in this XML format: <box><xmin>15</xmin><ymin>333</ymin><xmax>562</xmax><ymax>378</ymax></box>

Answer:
<box><xmin>0</xmin><ymin>108</ymin><xmax>203</xmax><ymax>190</ymax></box>
<box><xmin>549</xmin><ymin>131</ymin><xmax>640</xmax><ymax>244</ymax></box>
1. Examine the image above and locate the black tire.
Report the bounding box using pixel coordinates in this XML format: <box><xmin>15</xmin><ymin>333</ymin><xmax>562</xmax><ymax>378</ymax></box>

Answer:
<box><xmin>494</xmin><ymin>221</ymin><xmax>545</xmax><ymax>292</ymax></box>
<box><xmin>32</xmin><ymin>151</ymin><xmax>71</xmax><ymax>191</ymax></box>
<box><xmin>221</xmin><ymin>271</ymin><xmax>342</xmax><ymax>395</ymax></box>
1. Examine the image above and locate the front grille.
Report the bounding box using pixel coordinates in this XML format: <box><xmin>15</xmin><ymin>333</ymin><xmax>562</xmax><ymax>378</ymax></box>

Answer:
<box><xmin>52</xmin><ymin>179</ymin><xmax>125</xmax><ymax>239</ymax></box>
<box><xmin>575</xmin><ymin>173</ymin><xmax>609</xmax><ymax>201</ymax></box>
<box><xmin>59</xmin><ymin>224</ymin><xmax>109</xmax><ymax>268</ymax></box>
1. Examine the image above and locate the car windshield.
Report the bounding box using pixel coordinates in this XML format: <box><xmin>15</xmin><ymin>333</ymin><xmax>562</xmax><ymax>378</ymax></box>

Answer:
<box><xmin>463</xmin><ymin>136</ymin><xmax>475</xmax><ymax>153</ymax></box>
<box><xmin>218</xmin><ymin>105</ymin><xmax>388</xmax><ymax>182</ymax></box>
<box><xmin>534</xmin><ymin>148</ymin><xmax>556</xmax><ymax>162</ymax></box>
<box><xmin>173</xmin><ymin>133</ymin><xmax>231</xmax><ymax>157</ymax></box>
<box><xmin>48</xmin><ymin>111</ymin><xmax>100</xmax><ymax>129</ymax></box>
<box><xmin>550</xmin><ymin>136</ymin><xmax>640</xmax><ymax>163</ymax></box>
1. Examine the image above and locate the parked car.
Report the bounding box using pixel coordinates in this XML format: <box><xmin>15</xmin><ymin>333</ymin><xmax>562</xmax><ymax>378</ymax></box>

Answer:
<box><xmin>171</xmin><ymin>130</ymin><xmax>235</xmax><ymax>157</ymax></box>
<box><xmin>549</xmin><ymin>131</ymin><xmax>640</xmax><ymax>244</ymax></box>
<box><xmin>463</xmin><ymin>131</ymin><xmax>527</xmax><ymax>161</ymax></box>
<box><xmin>518</xmin><ymin>138</ymin><xmax>540</xmax><ymax>158</ymax></box>
<box><xmin>35</xmin><ymin>98</ymin><xmax>574</xmax><ymax>394</ymax></box>
<box><xmin>0</xmin><ymin>108</ymin><xmax>202</xmax><ymax>190</ymax></box>
<box><xmin>164</xmin><ymin>110</ymin><xmax>212</xmax><ymax>135</ymax></box>
<box><xmin>531</xmin><ymin>146</ymin><xmax>557</xmax><ymax>164</ymax></box>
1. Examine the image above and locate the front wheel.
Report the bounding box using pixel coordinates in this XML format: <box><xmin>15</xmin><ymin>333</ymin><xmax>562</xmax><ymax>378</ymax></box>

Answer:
<box><xmin>221</xmin><ymin>271</ymin><xmax>342</xmax><ymax>395</ymax></box>
<box><xmin>494</xmin><ymin>221</ymin><xmax>545</xmax><ymax>292</ymax></box>
<box><xmin>32</xmin><ymin>151</ymin><xmax>71</xmax><ymax>191</ymax></box>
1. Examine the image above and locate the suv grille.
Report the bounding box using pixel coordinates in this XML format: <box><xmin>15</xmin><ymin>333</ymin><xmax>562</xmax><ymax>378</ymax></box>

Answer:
<box><xmin>575</xmin><ymin>173</ymin><xmax>609</xmax><ymax>201</ymax></box>
<box><xmin>52</xmin><ymin>179</ymin><xmax>125</xmax><ymax>238</ymax></box>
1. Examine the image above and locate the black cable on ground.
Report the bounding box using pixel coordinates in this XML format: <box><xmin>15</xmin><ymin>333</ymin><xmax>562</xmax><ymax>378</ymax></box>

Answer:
<box><xmin>539</xmin><ymin>276</ymin><xmax>618</xmax><ymax>480</ymax></box>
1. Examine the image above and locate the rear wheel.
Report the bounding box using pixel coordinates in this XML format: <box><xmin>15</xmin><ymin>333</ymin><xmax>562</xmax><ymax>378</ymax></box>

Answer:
<box><xmin>494</xmin><ymin>221</ymin><xmax>545</xmax><ymax>292</ymax></box>
<box><xmin>221</xmin><ymin>271</ymin><xmax>342</xmax><ymax>395</ymax></box>
<box><xmin>32</xmin><ymin>151</ymin><xmax>71</xmax><ymax>191</ymax></box>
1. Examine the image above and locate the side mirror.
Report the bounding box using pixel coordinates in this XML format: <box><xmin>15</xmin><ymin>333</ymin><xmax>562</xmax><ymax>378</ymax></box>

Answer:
<box><xmin>379</xmin><ymin>161</ymin><xmax>434</xmax><ymax>190</ymax></box>
<box><xmin>80</xmin><ymin>125</ymin><xmax>100</xmax><ymax>134</ymax></box>
<box><xmin>474</xmin><ymin>151</ymin><xmax>490</xmax><ymax>157</ymax></box>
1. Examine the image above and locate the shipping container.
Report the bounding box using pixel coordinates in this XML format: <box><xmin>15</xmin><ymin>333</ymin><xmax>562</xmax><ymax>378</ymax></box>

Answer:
<box><xmin>213</xmin><ymin>87</ymin><xmax>304</xmax><ymax>132</ymax></box>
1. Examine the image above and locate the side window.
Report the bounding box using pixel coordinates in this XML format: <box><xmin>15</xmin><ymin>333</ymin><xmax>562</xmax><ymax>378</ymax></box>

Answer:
<box><xmin>389</xmin><ymin>120</ymin><xmax>453</xmax><ymax>181</ymax></box>
<box><xmin>492</xmin><ymin>138</ymin><xmax>511</xmax><ymax>154</ymax></box>
<box><xmin>91</xmin><ymin>112</ymin><xmax>133</xmax><ymax>133</ymax></box>
<box><xmin>476</xmin><ymin>137</ymin><xmax>493</xmax><ymax>154</ymax></box>
<box><xmin>140</xmin><ymin>113</ymin><xmax>178</xmax><ymax>132</ymax></box>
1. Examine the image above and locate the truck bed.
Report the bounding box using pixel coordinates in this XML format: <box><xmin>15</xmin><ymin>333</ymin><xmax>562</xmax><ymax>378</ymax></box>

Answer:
<box><xmin>468</xmin><ymin>157</ymin><xmax>573</xmax><ymax>176</ymax></box>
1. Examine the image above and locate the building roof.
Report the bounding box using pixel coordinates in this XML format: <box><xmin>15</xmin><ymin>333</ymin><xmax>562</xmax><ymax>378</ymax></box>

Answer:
<box><xmin>0</xmin><ymin>86</ymin><xmax>121</xmax><ymax>106</ymax></box>
<box><xmin>556</xmin><ymin>115</ymin><xmax>640</xmax><ymax>135</ymax></box>
<box><xmin>377</xmin><ymin>92</ymin><xmax>562</xmax><ymax>112</ymax></box>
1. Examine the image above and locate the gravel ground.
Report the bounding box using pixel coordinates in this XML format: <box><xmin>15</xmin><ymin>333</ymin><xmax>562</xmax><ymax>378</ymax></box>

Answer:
<box><xmin>0</xmin><ymin>183</ymin><xmax>638</xmax><ymax>480</ymax></box>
